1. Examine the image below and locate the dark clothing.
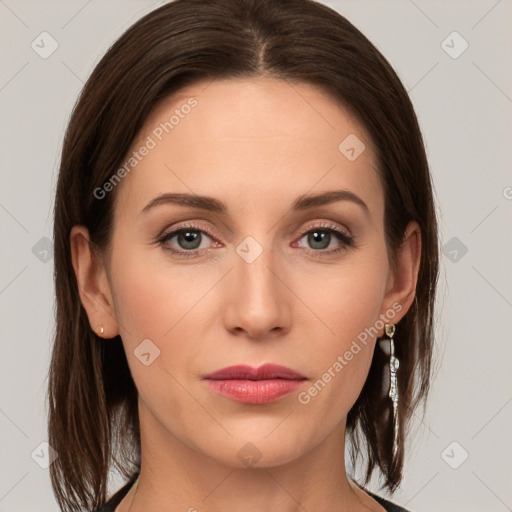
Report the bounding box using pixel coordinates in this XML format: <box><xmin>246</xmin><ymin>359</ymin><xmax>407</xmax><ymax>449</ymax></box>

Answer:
<box><xmin>94</xmin><ymin>472</ymin><xmax>412</xmax><ymax>511</ymax></box>
<box><xmin>93</xmin><ymin>473</ymin><xmax>137</xmax><ymax>512</ymax></box>
<box><xmin>367</xmin><ymin>489</ymin><xmax>412</xmax><ymax>512</ymax></box>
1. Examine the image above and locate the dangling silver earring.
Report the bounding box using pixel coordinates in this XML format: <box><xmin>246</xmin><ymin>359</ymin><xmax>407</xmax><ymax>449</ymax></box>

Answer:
<box><xmin>385</xmin><ymin>323</ymin><xmax>399</xmax><ymax>458</ymax></box>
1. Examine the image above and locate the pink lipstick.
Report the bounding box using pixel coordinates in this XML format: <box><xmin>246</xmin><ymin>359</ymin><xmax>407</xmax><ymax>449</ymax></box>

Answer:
<box><xmin>203</xmin><ymin>364</ymin><xmax>307</xmax><ymax>404</ymax></box>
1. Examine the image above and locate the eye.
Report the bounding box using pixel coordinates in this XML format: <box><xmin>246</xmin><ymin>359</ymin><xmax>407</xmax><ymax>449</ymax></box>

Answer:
<box><xmin>156</xmin><ymin>221</ymin><xmax>356</xmax><ymax>259</ymax></box>
<box><xmin>295</xmin><ymin>223</ymin><xmax>355</xmax><ymax>255</ymax></box>
<box><xmin>157</xmin><ymin>224</ymin><xmax>219</xmax><ymax>258</ymax></box>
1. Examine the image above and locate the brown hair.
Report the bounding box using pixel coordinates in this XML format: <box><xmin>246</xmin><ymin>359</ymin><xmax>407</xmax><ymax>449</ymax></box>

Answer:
<box><xmin>48</xmin><ymin>0</ymin><xmax>439</xmax><ymax>509</ymax></box>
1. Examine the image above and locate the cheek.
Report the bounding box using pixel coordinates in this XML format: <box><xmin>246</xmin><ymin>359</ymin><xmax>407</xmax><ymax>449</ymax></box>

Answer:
<box><xmin>109</xmin><ymin>245</ymin><xmax>211</xmax><ymax>340</ymax></box>
<box><xmin>299</xmin><ymin>257</ymin><xmax>389</xmax><ymax>344</ymax></box>
<box><xmin>108</xmin><ymin>245</ymin><xmax>223</xmax><ymax>398</ymax></box>
<box><xmin>293</xmin><ymin>253</ymin><xmax>389</xmax><ymax>413</ymax></box>
<box><xmin>108</xmin><ymin>250</ymin><xmax>210</xmax><ymax>413</ymax></box>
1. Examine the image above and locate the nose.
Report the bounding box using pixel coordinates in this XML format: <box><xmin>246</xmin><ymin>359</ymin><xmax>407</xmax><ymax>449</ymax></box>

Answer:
<box><xmin>223</xmin><ymin>245</ymin><xmax>292</xmax><ymax>340</ymax></box>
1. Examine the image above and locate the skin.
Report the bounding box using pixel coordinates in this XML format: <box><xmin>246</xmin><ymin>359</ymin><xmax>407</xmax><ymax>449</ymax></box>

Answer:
<box><xmin>71</xmin><ymin>77</ymin><xmax>421</xmax><ymax>512</ymax></box>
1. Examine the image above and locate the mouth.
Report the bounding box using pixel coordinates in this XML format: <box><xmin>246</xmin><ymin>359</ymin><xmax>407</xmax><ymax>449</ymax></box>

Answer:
<box><xmin>203</xmin><ymin>364</ymin><xmax>307</xmax><ymax>404</ymax></box>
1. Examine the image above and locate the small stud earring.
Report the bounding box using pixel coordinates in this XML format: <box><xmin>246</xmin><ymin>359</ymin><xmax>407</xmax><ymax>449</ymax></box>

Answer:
<box><xmin>97</xmin><ymin>326</ymin><xmax>104</xmax><ymax>336</ymax></box>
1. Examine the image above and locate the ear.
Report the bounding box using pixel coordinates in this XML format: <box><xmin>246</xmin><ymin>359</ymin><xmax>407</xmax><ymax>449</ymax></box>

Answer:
<box><xmin>380</xmin><ymin>221</ymin><xmax>422</xmax><ymax>324</ymax></box>
<box><xmin>70</xmin><ymin>225</ymin><xmax>119</xmax><ymax>339</ymax></box>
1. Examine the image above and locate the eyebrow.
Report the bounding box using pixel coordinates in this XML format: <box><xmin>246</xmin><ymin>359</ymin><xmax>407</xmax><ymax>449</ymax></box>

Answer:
<box><xmin>140</xmin><ymin>190</ymin><xmax>370</xmax><ymax>217</ymax></box>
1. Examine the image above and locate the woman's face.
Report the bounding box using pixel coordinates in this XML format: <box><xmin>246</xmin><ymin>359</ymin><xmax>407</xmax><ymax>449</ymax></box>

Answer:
<box><xmin>88</xmin><ymin>78</ymin><xmax>414</xmax><ymax>468</ymax></box>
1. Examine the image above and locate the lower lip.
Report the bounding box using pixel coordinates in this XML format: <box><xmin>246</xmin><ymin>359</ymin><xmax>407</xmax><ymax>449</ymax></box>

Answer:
<box><xmin>205</xmin><ymin>379</ymin><xmax>305</xmax><ymax>404</ymax></box>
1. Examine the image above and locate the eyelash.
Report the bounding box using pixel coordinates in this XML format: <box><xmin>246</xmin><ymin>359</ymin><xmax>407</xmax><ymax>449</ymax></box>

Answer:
<box><xmin>156</xmin><ymin>222</ymin><xmax>356</xmax><ymax>259</ymax></box>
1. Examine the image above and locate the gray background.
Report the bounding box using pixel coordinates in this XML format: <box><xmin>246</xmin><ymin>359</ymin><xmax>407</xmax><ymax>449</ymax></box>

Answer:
<box><xmin>1</xmin><ymin>0</ymin><xmax>511</xmax><ymax>511</ymax></box>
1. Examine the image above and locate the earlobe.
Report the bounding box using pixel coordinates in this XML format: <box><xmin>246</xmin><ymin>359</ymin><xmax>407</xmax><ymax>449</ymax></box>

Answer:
<box><xmin>70</xmin><ymin>225</ymin><xmax>119</xmax><ymax>339</ymax></box>
<box><xmin>382</xmin><ymin>221</ymin><xmax>422</xmax><ymax>324</ymax></box>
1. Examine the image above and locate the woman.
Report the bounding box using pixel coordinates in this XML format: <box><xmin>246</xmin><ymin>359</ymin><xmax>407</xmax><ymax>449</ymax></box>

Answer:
<box><xmin>48</xmin><ymin>0</ymin><xmax>439</xmax><ymax>511</ymax></box>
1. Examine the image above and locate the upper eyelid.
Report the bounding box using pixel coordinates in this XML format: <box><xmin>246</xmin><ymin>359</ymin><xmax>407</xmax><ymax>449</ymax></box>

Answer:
<box><xmin>160</xmin><ymin>220</ymin><xmax>348</xmax><ymax>236</ymax></box>
<box><xmin>299</xmin><ymin>221</ymin><xmax>350</xmax><ymax>234</ymax></box>
<box><xmin>159</xmin><ymin>222</ymin><xmax>350</xmax><ymax>247</ymax></box>
<box><xmin>160</xmin><ymin>223</ymin><xmax>216</xmax><ymax>240</ymax></box>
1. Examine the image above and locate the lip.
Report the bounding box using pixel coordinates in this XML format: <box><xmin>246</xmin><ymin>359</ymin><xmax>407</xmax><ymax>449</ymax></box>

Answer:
<box><xmin>203</xmin><ymin>364</ymin><xmax>307</xmax><ymax>404</ymax></box>
<box><xmin>203</xmin><ymin>364</ymin><xmax>306</xmax><ymax>381</ymax></box>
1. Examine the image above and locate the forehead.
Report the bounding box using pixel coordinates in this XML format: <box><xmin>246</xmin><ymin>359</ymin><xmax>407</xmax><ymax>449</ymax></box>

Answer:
<box><xmin>113</xmin><ymin>77</ymin><xmax>382</xmax><ymax>220</ymax></box>
<box><xmin>140</xmin><ymin>77</ymin><xmax>367</xmax><ymax>143</ymax></box>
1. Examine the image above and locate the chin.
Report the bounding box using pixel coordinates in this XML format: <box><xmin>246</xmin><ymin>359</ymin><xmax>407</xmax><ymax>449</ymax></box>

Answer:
<box><xmin>199</xmin><ymin>427</ymin><xmax>312</xmax><ymax>470</ymax></box>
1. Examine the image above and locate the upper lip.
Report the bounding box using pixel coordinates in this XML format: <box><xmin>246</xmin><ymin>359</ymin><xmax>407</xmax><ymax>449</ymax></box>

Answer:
<box><xmin>203</xmin><ymin>364</ymin><xmax>306</xmax><ymax>380</ymax></box>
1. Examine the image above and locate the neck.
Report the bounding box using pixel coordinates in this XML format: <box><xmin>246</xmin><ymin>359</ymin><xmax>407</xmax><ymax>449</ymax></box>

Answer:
<box><xmin>117</xmin><ymin>400</ymin><xmax>383</xmax><ymax>512</ymax></box>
